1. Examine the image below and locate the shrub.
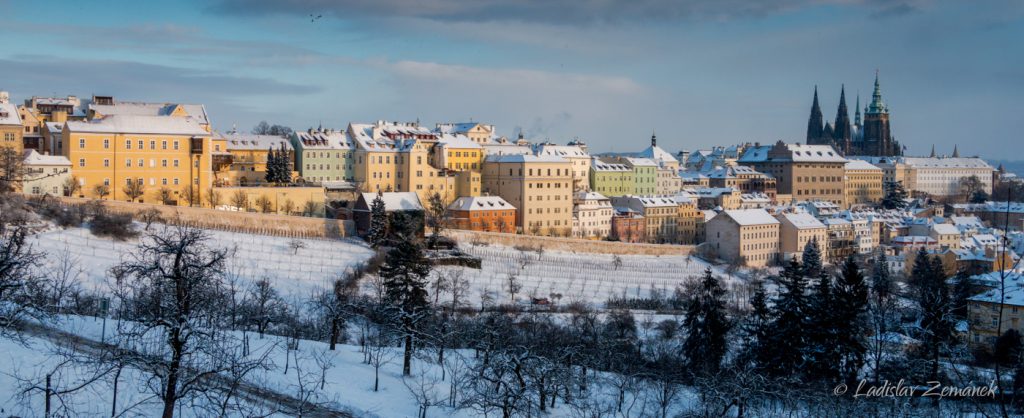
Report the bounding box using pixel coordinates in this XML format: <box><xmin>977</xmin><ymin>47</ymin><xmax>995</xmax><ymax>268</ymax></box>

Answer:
<box><xmin>89</xmin><ymin>205</ymin><xmax>138</xmax><ymax>241</ymax></box>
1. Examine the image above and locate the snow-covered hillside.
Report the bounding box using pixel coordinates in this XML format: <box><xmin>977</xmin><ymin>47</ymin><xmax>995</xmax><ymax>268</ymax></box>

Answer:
<box><xmin>29</xmin><ymin>226</ymin><xmax>377</xmax><ymax>298</ymax></box>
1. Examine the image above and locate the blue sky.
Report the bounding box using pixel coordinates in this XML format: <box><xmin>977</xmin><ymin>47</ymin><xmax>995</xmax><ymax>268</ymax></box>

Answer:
<box><xmin>1</xmin><ymin>0</ymin><xmax>1021</xmax><ymax>158</ymax></box>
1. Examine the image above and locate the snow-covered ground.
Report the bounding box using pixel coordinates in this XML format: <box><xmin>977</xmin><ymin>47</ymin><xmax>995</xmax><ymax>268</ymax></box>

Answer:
<box><xmin>28</xmin><ymin>225</ymin><xmax>377</xmax><ymax>298</ymax></box>
<box><xmin>28</xmin><ymin>224</ymin><xmax>739</xmax><ymax>307</ymax></box>
<box><xmin>448</xmin><ymin>243</ymin><xmax>728</xmax><ymax>305</ymax></box>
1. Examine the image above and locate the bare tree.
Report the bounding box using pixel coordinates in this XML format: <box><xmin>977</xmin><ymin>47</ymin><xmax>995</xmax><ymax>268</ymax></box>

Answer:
<box><xmin>46</xmin><ymin>246</ymin><xmax>84</xmax><ymax>315</ymax></box>
<box><xmin>254</xmin><ymin>195</ymin><xmax>273</xmax><ymax>213</ymax></box>
<box><xmin>302</xmin><ymin>200</ymin><xmax>319</xmax><ymax>217</ymax></box>
<box><xmin>206</xmin><ymin>188</ymin><xmax>222</xmax><ymax>208</ymax></box>
<box><xmin>231</xmin><ymin>190</ymin><xmax>249</xmax><ymax>211</ymax></box>
<box><xmin>108</xmin><ymin>226</ymin><xmax>232</xmax><ymax>418</ymax></box>
<box><xmin>157</xmin><ymin>187</ymin><xmax>174</xmax><ymax>205</ymax></box>
<box><xmin>93</xmin><ymin>184</ymin><xmax>110</xmax><ymax>200</ymax></box>
<box><xmin>0</xmin><ymin>146</ymin><xmax>25</xmax><ymax>193</ymax></box>
<box><xmin>288</xmin><ymin>239</ymin><xmax>307</xmax><ymax>255</ymax></box>
<box><xmin>63</xmin><ymin>176</ymin><xmax>82</xmax><ymax>197</ymax></box>
<box><xmin>123</xmin><ymin>180</ymin><xmax>145</xmax><ymax>203</ymax></box>
<box><xmin>403</xmin><ymin>363</ymin><xmax>445</xmax><ymax>418</ymax></box>
<box><xmin>138</xmin><ymin>207</ymin><xmax>163</xmax><ymax>231</ymax></box>
<box><xmin>243</xmin><ymin>278</ymin><xmax>286</xmax><ymax>338</ymax></box>
<box><xmin>281</xmin><ymin>199</ymin><xmax>295</xmax><ymax>215</ymax></box>
<box><xmin>366</xmin><ymin>326</ymin><xmax>399</xmax><ymax>392</ymax></box>
<box><xmin>0</xmin><ymin>216</ymin><xmax>44</xmax><ymax>332</ymax></box>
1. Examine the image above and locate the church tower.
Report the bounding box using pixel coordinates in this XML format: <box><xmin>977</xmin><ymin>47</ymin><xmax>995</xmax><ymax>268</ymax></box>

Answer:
<box><xmin>862</xmin><ymin>71</ymin><xmax>899</xmax><ymax>156</ymax></box>
<box><xmin>833</xmin><ymin>85</ymin><xmax>853</xmax><ymax>154</ymax></box>
<box><xmin>806</xmin><ymin>86</ymin><xmax>825</xmax><ymax>145</ymax></box>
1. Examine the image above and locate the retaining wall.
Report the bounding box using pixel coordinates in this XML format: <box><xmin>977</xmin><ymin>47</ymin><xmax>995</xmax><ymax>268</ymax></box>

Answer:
<box><xmin>442</xmin><ymin>229</ymin><xmax>694</xmax><ymax>256</ymax></box>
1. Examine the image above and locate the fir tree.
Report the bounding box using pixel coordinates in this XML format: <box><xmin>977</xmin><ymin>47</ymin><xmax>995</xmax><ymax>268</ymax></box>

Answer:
<box><xmin>764</xmin><ymin>257</ymin><xmax>809</xmax><ymax>378</ymax></box>
<box><xmin>871</xmin><ymin>248</ymin><xmax>894</xmax><ymax>301</ymax></box>
<box><xmin>264</xmin><ymin>146</ymin><xmax>279</xmax><ymax>184</ymax></box>
<box><xmin>681</xmin><ymin>268</ymin><xmax>732</xmax><ymax>378</ymax></box>
<box><xmin>882</xmin><ymin>180</ymin><xmax>909</xmax><ymax>210</ymax></box>
<box><xmin>742</xmin><ymin>281</ymin><xmax>773</xmax><ymax>371</ymax></box>
<box><xmin>833</xmin><ymin>256</ymin><xmax>870</xmax><ymax>385</ymax></box>
<box><xmin>379</xmin><ymin>239</ymin><xmax>432</xmax><ymax>376</ymax></box>
<box><xmin>951</xmin><ymin>269</ymin><xmax>974</xmax><ymax>321</ymax></box>
<box><xmin>802</xmin><ymin>237</ymin><xmax>824</xmax><ymax>278</ymax></box>
<box><xmin>805</xmin><ymin>270</ymin><xmax>838</xmax><ymax>382</ymax></box>
<box><xmin>913</xmin><ymin>251</ymin><xmax>955</xmax><ymax>381</ymax></box>
<box><xmin>367</xmin><ymin>191</ymin><xmax>388</xmax><ymax>248</ymax></box>
<box><xmin>277</xmin><ymin>144</ymin><xmax>292</xmax><ymax>183</ymax></box>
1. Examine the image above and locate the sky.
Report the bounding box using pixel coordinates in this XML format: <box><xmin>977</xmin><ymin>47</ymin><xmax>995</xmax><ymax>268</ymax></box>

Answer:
<box><xmin>0</xmin><ymin>0</ymin><xmax>1021</xmax><ymax>159</ymax></box>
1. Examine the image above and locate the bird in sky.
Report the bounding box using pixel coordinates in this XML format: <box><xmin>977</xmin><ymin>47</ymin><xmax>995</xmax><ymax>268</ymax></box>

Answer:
<box><xmin>310</xmin><ymin>14</ymin><xmax>322</xmax><ymax>23</ymax></box>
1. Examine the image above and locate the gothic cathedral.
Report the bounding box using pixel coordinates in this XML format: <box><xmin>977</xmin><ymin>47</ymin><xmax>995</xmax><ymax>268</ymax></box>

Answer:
<box><xmin>806</xmin><ymin>72</ymin><xmax>902</xmax><ymax>157</ymax></box>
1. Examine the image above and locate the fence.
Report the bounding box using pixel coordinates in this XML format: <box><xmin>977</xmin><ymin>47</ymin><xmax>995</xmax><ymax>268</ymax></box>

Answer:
<box><xmin>442</xmin><ymin>229</ymin><xmax>694</xmax><ymax>256</ymax></box>
<box><xmin>52</xmin><ymin>197</ymin><xmax>355</xmax><ymax>240</ymax></box>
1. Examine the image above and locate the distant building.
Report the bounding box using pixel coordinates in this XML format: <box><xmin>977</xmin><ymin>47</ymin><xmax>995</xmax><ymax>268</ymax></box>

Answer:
<box><xmin>573</xmin><ymin>191</ymin><xmax>613</xmax><ymax>239</ymax></box>
<box><xmin>611</xmin><ymin>208</ymin><xmax>646</xmax><ymax>243</ymax></box>
<box><xmin>0</xmin><ymin>96</ymin><xmax>24</xmax><ymax>154</ymax></box>
<box><xmin>776</xmin><ymin>212</ymin><xmax>829</xmax><ymax>262</ymax></box>
<box><xmin>219</xmin><ymin>132</ymin><xmax>295</xmax><ymax>186</ymax></box>
<box><xmin>705</xmin><ymin>209</ymin><xmax>780</xmax><ymax>267</ymax></box>
<box><xmin>21</xmin><ymin>150</ymin><xmax>70</xmax><ymax>196</ymax></box>
<box><xmin>844</xmin><ymin>159</ymin><xmax>883</xmax><ymax>208</ymax></box>
<box><xmin>482</xmin><ymin>154</ymin><xmax>573</xmax><ymax>236</ymax></box>
<box><xmin>611</xmin><ymin>195</ymin><xmax>679</xmax><ymax>243</ymax></box>
<box><xmin>291</xmin><ymin>127</ymin><xmax>354</xmax><ymax>183</ymax></box>
<box><xmin>352</xmin><ymin>192</ymin><xmax>424</xmax><ymax>237</ymax></box>
<box><xmin>535</xmin><ymin>143</ymin><xmax>591</xmax><ymax>192</ymax></box>
<box><xmin>806</xmin><ymin>73</ymin><xmax>901</xmax><ymax>157</ymax></box>
<box><xmin>739</xmin><ymin>141</ymin><xmax>847</xmax><ymax>206</ymax></box>
<box><xmin>448</xmin><ymin>196</ymin><xmax>516</xmax><ymax>233</ymax></box>
<box><xmin>590</xmin><ymin>158</ymin><xmax>634</xmax><ymax>197</ymax></box>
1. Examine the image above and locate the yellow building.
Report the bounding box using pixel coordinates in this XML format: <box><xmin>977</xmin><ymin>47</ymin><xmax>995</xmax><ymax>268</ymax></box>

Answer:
<box><xmin>219</xmin><ymin>132</ymin><xmax>295</xmax><ymax>186</ymax></box>
<box><xmin>62</xmin><ymin>115</ymin><xmax>214</xmax><ymax>205</ymax></box>
<box><xmin>673</xmin><ymin>193</ymin><xmax>702</xmax><ymax>245</ymax></box>
<box><xmin>844</xmin><ymin>160</ymin><xmax>884</xmax><ymax>208</ymax></box>
<box><xmin>482</xmin><ymin>154</ymin><xmax>573</xmax><ymax>235</ymax></box>
<box><xmin>611</xmin><ymin>195</ymin><xmax>679</xmax><ymax>243</ymax></box>
<box><xmin>436</xmin><ymin>134</ymin><xmax>484</xmax><ymax>171</ymax></box>
<box><xmin>87</xmin><ymin>96</ymin><xmax>211</xmax><ymax>132</ymax></box>
<box><xmin>705</xmin><ymin>209</ymin><xmax>781</xmax><ymax>267</ymax></box>
<box><xmin>0</xmin><ymin>98</ymin><xmax>25</xmax><ymax>154</ymax></box>
<box><xmin>535</xmin><ymin>143</ymin><xmax>591</xmax><ymax>192</ymax></box>
<box><xmin>776</xmin><ymin>212</ymin><xmax>829</xmax><ymax>262</ymax></box>
<box><xmin>435</xmin><ymin>122</ymin><xmax>495</xmax><ymax>144</ymax></box>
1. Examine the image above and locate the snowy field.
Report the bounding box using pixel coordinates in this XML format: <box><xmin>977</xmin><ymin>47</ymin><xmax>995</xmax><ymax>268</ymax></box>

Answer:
<box><xmin>446</xmin><ymin>243</ymin><xmax>729</xmax><ymax>305</ymax></box>
<box><xmin>27</xmin><ymin>224</ymin><xmax>736</xmax><ymax>307</ymax></box>
<box><xmin>0</xmin><ymin>315</ymin><xmax>699</xmax><ymax>418</ymax></box>
<box><xmin>28</xmin><ymin>225</ymin><xmax>377</xmax><ymax>299</ymax></box>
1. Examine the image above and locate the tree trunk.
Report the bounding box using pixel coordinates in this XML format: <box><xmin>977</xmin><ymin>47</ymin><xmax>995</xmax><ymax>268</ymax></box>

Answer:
<box><xmin>111</xmin><ymin>366</ymin><xmax>122</xmax><ymax>418</ymax></box>
<box><xmin>162</xmin><ymin>339</ymin><xmax>183</xmax><ymax>418</ymax></box>
<box><xmin>329</xmin><ymin>316</ymin><xmax>339</xmax><ymax>351</ymax></box>
<box><xmin>404</xmin><ymin>333</ymin><xmax>413</xmax><ymax>376</ymax></box>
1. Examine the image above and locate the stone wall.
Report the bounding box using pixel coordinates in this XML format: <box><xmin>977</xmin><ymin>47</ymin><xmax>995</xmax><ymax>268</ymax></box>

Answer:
<box><xmin>55</xmin><ymin>197</ymin><xmax>354</xmax><ymax>239</ymax></box>
<box><xmin>442</xmin><ymin>229</ymin><xmax>693</xmax><ymax>256</ymax></box>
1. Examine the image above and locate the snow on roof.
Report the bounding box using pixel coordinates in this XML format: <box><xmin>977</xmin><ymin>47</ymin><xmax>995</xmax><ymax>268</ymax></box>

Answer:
<box><xmin>437</xmin><ymin>133</ymin><xmax>482</xmax><ymax>149</ymax></box>
<box><xmin>223</xmin><ymin>133</ymin><xmax>292</xmax><ymax>151</ymax></box>
<box><xmin>613</xmin><ymin>195</ymin><xmax>679</xmax><ymax>209</ymax></box>
<box><xmin>348</xmin><ymin>123</ymin><xmax>398</xmax><ymax>152</ymax></box>
<box><xmin>950</xmin><ymin>216</ymin><xmax>983</xmax><ymax>227</ymax></box>
<box><xmin>845</xmin><ymin>160</ymin><xmax>882</xmax><ymax>171</ymax></box>
<box><xmin>485</xmin><ymin>154</ymin><xmax>568</xmax><ymax>164</ymax></box>
<box><xmin>903</xmin><ymin>157</ymin><xmax>993</xmax><ymax>170</ymax></box>
<box><xmin>823</xmin><ymin>218</ymin><xmax>852</xmax><ymax>226</ymax></box>
<box><xmin>0</xmin><ymin>102</ymin><xmax>22</xmax><ymax>126</ymax></box>
<box><xmin>739</xmin><ymin>143</ymin><xmax>847</xmax><ymax>163</ymax></box>
<box><xmin>89</xmin><ymin>102</ymin><xmax>210</xmax><ymax>126</ymax></box>
<box><xmin>574</xmin><ymin>191</ymin><xmax>609</xmax><ymax>201</ymax></box>
<box><xmin>623</xmin><ymin>157</ymin><xmax>658</xmax><ymax>167</ymax></box>
<box><xmin>931</xmin><ymin>223</ymin><xmax>961</xmax><ymax>236</ymax></box>
<box><xmin>637</xmin><ymin>145</ymin><xmax>677</xmax><ymax>164</ymax></box>
<box><xmin>778</xmin><ymin>212</ymin><xmax>826</xmax><ymax>229</ymax></box>
<box><xmin>892</xmin><ymin>236</ymin><xmax>937</xmax><ymax>244</ymax></box>
<box><xmin>717</xmin><ymin>209</ymin><xmax>779</xmax><ymax>226</ymax></box>
<box><xmin>970</xmin><ymin>280</ymin><xmax>1024</xmax><ymax>306</ymax></box>
<box><xmin>535</xmin><ymin>144</ymin><xmax>589</xmax><ymax>158</ymax></box>
<box><xmin>592</xmin><ymin>158</ymin><xmax>631</xmax><ymax>171</ymax></box>
<box><xmin>293</xmin><ymin>129</ymin><xmax>352</xmax><ymax>150</ymax></box>
<box><xmin>65</xmin><ymin>115</ymin><xmax>210</xmax><ymax>136</ymax></box>
<box><xmin>448</xmin><ymin>196</ymin><xmax>515</xmax><ymax>211</ymax></box>
<box><xmin>360</xmin><ymin>192</ymin><xmax>423</xmax><ymax>211</ymax></box>
<box><xmin>22</xmin><ymin>149</ymin><xmax>70</xmax><ymax>166</ymax></box>
<box><xmin>695</xmin><ymin>187</ymin><xmax>736</xmax><ymax>198</ymax></box>
<box><xmin>435</xmin><ymin>122</ymin><xmax>491</xmax><ymax>135</ymax></box>
<box><xmin>481</xmin><ymin>143</ymin><xmax>533</xmax><ymax>156</ymax></box>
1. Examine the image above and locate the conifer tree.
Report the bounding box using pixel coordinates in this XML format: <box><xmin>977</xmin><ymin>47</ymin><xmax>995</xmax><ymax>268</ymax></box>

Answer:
<box><xmin>802</xmin><ymin>238</ymin><xmax>823</xmax><ymax>279</ymax></box>
<box><xmin>367</xmin><ymin>191</ymin><xmax>388</xmax><ymax>248</ymax></box>
<box><xmin>682</xmin><ymin>268</ymin><xmax>732</xmax><ymax>378</ymax></box>
<box><xmin>882</xmin><ymin>180</ymin><xmax>909</xmax><ymax>210</ymax></box>
<box><xmin>264</xmin><ymin>146</ymin><xmax>279</xmax><ymax>184</ymax></box>
<box><xmin>379</xmin><ymin>239</ymin><xmax>432</xmax><ymax>376</ymax></box>
<box><xmin>743</xmin><ymin>281</ymin><xmax>773</xmax><ymax>371</ymax></box>
<box><xmin>277</xmin><ymin>144</ymin><xmax>292</xmax><ymax>183</ymax></box>
<box><xmin>871</xmin><ymin>248</ymin><xmax>893</xmax><ymax>301</ymax></box>
<box><xmin>805</xmin><ymin>271</ymin><xmax>838</xmax><ymax>381</ymax></box>
<box><xmin>951</xmin><ymin>269</ymin><xmax>974</xmax><ymax>321</ymax></box>
<box><xmin>764</xmin><ymin>257</ymin><xmax>808</xmax><ymax>377</ymax></box>
<box><xmin>833</xmin><ymin>255</ymin><xmax>869</xmax><ymax>385</ymax></box>
<box><xmin>913</xmin><ymin>251</ymin><xmax>955</xmax><ymax>381</ymax></box>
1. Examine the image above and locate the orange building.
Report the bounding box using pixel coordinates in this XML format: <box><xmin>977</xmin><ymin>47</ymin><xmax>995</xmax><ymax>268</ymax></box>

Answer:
<box><xmin>448</xmin><ymin>196</ymin><xmax>516</xmax><ymax>233</ymax></box>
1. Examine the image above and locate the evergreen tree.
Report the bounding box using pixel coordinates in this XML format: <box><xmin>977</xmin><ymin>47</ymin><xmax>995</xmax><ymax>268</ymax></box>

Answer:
<box><xmin>913</xmin><ymin>251</ymin><xmax>955</xmax><ymax>381</ymax></box>
<box><xmin>802</xmin><ymin>237</ymin><xmax>824</xmax><ymax>278</ymax></box>
<box><xmin>743</xmin><ymin>281</ymin><xmax>773</xmax><ymax>371</ymax></box>
<box><xmin>379</xmin><ymin>239</ymin><xmax>432</xmax><ymax>376</ymax></box>
<box><xmin>264</xmin><ymin>146</ymin><xmax>279</xmax><ymax>184</ymax></box>
<box><xmin>764</xmin><ymin>257</ymin><xmax>809</xmax><ymax>378</ymax></box>
<box><xmin>970</xmin><ymin>189</ymin><xmax>989</xmax><ymax>204</ymax></box>
<box><xmin>367</xmin><ymin>191</ymin><xmax>388</xmax><ymax>248</ymax></box>
<box><xmin>682</xmin><ymin>268</ymin><xmax>732</xmax><ymax>378</ymax></box>
<box><xmin>871</xmin><ymin>248</ymin><xmax>894</xmax><ymax>301</ymax></box>
<box><xmin>277</xmin><ymin>144</ymin><xmax>292</xmax><ymax>183</ymax></box>
<box><xmin>832</xmin><ymin>256</ymin><xmax>870</xmax><ymax>385</ymax></box>
<box><xmin>805</xmin><ymin>270</ymin><xmax>838</xmax><ymax>381</ymax></box>
<box><xmin>882</xmin><ymin>180</ymin><xmax>909</xmax><ymax>210</ymax></box>
<box><xmin>951</xmin><ymin>269</ymin><xmax>974</xmax><ymax>321</ymax></box>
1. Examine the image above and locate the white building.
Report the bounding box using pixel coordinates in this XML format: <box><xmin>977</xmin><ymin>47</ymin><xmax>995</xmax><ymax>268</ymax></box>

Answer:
<box><xmin>22</xmin><ymin>150</ymin><xmax>71</xmax><ymax>196</ymax></box>
<box><xmin>902</xmin><ymin>156</ymin><xmax>994</xmax><ymax>196</ymax></box>
<box><xmin>572</xmin><ymin>191</ymin><xmax>613</xmax><ymax>239</ymax></box>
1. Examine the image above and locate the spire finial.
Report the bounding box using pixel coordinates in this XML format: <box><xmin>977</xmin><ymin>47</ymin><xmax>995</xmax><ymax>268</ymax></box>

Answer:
<box><xmin>952</xmin><ymin>144</ymin><xmax>960</xmax><ymax>158</ymax></box>
<box><xmin>651</xmin><ymin>129</ymin><xmax>657</xmax><ymax>147</ymax></box>
<box><xmin>930</xmin><ymin>144</ymin><xmax>936</xmax><ymax>158</ymax></box>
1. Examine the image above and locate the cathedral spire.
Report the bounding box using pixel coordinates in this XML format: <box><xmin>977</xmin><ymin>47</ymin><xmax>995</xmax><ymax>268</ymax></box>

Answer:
<box><xmin>952</xmin><ymin>144</ymin><xmax>960</xmax><ymax>158</ymax></box>
<box><xmin>930</xmin><ymin>144</ymin><xmax>936</xmax><ymax>158</ymax></box>
<box><xmin>806</xmin><ymin>86</ymin><xmax>824</xmax><ymax>145</ymax></box>
<box><xmin>854</xmin><ymin>93</ymin><xmax>861</xmax><ymax>126</ymax></box>
<box><xmin>833</xmin><ymin>84</ymin><xmax>852</xmax><ymax>148</ymax></box>
<box><xmin>867</xmin><ymin>70</ymin><xmax>887</xmax><ymax>114</ymax></box>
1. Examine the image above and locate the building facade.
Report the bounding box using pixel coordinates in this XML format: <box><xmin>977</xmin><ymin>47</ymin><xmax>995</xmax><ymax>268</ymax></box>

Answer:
<box><xmin>705</xmin><ymin>209</ymin><xmax>781</xmax><ymax>267</ymax></box>
<box><xmin>482</xmin><ymin>154</ymin><xmax>573</xmax><ymax>236</ymax></box>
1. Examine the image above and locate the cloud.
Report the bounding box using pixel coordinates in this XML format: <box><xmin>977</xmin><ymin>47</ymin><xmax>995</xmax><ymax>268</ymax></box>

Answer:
<box><xmin>360</xmin><ymin>59</ymin><xmax>653</xmax><ymax>140</ymax></box>
<box><xmin>207</xmin><ymin>0</ymin><xmax>931</xmax><ymax>24</ymax></box>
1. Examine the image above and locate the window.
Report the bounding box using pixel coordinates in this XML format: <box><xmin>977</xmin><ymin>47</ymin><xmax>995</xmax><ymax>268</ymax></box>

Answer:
<box><xmin>173</xmin><ymin>141</ymin><xmax>179</xmax><ymax>150</ymax></box>
<box><xmin>161</xmin><ymin>159</ymin><xmax>168</xmax><ymax>167</ymax></box>
<box><xmin>173</xmin><ymin>178</ymin><xmax>179</xmax><ymax>185</ymax></box>
<box><xmin>126</xmin><ymin>139</ymin><xmax>132</xmax><ymax>149</ymax></box>
<box><xmin>173</xmin><ymin>160</ymin><xmax>179</xmax><ymax>167</ymax></box>
<box><xmin>126</xmin><ymin>159</ymin><xmax>132</xmax><ymax>167</ymax></box>
<box><xmin>79</xmin><ymin>138</ymin><xmax>86</xmax><ymax>148</ymax></box>
<box><xmin>150</xmin><ymin>140</ymin><xmax>156</xmax><ymax>149</ymax></box>
<box><xmin>137</xmin><ymin>140</ymin><xmax>144</xmax><ymax>149</ymax></box>
<box><xmin>103</xmin><ymin>139</ymin><xmax>109</xmax><ymax>149</ymax></box>
<box><xmin>162</xmin><ymin>140</ymin><xmax>168</xmax><ymax>150</ymax></box>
